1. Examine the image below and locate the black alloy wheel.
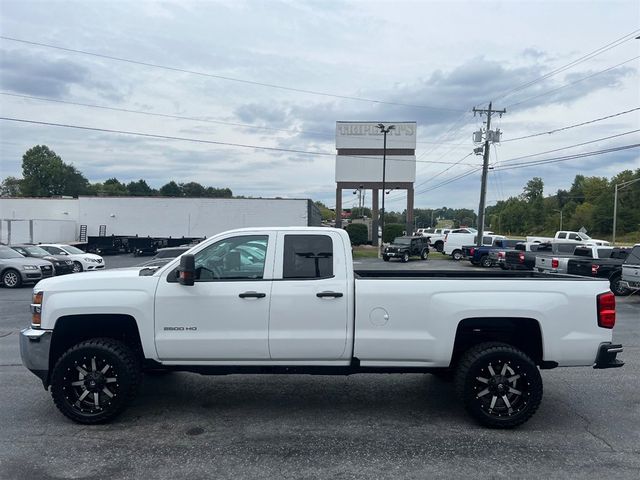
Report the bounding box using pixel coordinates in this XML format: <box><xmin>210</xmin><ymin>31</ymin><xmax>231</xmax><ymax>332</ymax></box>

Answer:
<box><xmin>480</xmin><ymin>255</ymin><xmax>493</xmax><ymax>268</ymax></box>
<box><xmin>456</xmin><ymin>342</ymin><xmax>543</xmax><ymax>428</ymax></box>
<box><xmin>50</xmin><ymin>338</ymin><xmax>141</xmax><ymax>424</ymax></box>
<box><xmin>610</xmin><ymin>275</ymin><xmax>632</xmax><ymax>296</ymax></box>
<box><xmin>2</xmin><ymin>269</ymin><xmax>22</xmax><ymax>288</ymax></box>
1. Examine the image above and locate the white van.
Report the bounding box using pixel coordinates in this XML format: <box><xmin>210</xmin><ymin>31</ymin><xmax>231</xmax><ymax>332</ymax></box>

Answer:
<box><xmin>444</xmin><ymin>232</ymin><xmax>505</xmax><ymax>260</ymax></box>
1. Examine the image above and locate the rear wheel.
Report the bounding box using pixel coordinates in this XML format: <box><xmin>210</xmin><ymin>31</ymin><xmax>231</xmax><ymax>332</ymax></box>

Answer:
<box><xmin>434</xmin><ymin>241</ymin><xmax>444</xmax><ymax>253</ymax></box>
<box><xmin>420</xmin><ymin>248</ymin><xmax>428</xmax><ymax>260</ymax></box>
<box><xmin>50</xmin><ymin>338</ymin><xmax>141</xmax><ymax>424</ymax></box>
<box><xmin>1</xmin><ymin>269</ymin><xmax>22</xmax><ymax>288</ymax></box>
<box><xmin>452</xmin><ymin>250</ymin><xmax>463</xmax><ymax>261</ymax></box>
<box><xmin>610</xmin><ymin>275</ymin><xmax>631</xmax><ymax>296</ymax></box>
<box><xmin>455</xmin><ymin>342</ymin><xmax>543</xmax><ymax>428</ymax></box>
<box><xmin>480</xmin><ymin>255</ymin><xmax>493</xmax><ymax>268</ymax></box>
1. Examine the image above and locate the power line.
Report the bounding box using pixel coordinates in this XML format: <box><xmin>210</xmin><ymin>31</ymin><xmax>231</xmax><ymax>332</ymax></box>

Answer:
<box><xmin>0</xmin><ymin>91</ymin><xmax>474</xmax><ymax>147</ymax></box>
<box><xmin>0</xmin><ymin>116</ymin><xmax>477</xmax><ymax>166</ymax></box>
<box><xmin>0</xmin><ymin>35</ymin><xmax>464</xmax><ymax>113</ymax></box>
<box><xmin>494</xmin><ymin>143</ymin><xmax>640</xmax><ymax>171</ymax></box>
<box><xmin>502</xmin><ymin>107</ymin><xmax>640</xmax><ymax>142</ymax></box>
<box><xmin>492</xmin><ymin>28</ymin><xmax>640</xmax><ymax>101</ymax></box>
<box><xmin>505</xmin><ymin>55</ymin><xmax>640</xmax><ymax>109</ymax></box>
<box><xmin>498</xmin><ymin>129</ymin><xmax>640</xmax><ymax>164</ymax></box>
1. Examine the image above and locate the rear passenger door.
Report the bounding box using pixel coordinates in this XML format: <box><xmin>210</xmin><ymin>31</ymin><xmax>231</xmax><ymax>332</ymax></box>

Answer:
<box><xmin>268</xmin><ymin>231</ymin><xmax>350</xmax><ymax>360</ymax></box>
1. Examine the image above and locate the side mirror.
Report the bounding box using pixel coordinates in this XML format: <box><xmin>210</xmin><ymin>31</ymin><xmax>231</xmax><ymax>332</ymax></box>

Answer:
<box><xmin>178</xmin><ymin>254</ymin><xmax>195</xmax><ymax>286</ymax></box>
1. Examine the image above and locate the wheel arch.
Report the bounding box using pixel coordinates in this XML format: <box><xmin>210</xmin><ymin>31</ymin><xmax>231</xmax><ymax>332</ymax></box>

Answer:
<box><xmin>451</xmin><ymin>317</ymin><xmax>546</xmax><ymax>368</ymax></box>
<box><xmin>48</xmin><ymin>314</ymin><xmax>144</xmax><ymax>384</ymax></box>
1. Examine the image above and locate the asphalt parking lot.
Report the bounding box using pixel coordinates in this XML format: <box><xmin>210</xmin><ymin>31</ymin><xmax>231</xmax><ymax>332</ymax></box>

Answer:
<box><xmin>1</xmin><ymin>255</ymin><xmax>639</xmax><ymax>479</ymax></box>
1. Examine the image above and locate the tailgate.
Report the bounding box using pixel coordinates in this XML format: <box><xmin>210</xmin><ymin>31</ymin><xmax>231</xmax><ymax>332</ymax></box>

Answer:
<box><xmin>567</xmin><ymin>259</ymin><xmax>593</xmax><ymax>276</ymax></box>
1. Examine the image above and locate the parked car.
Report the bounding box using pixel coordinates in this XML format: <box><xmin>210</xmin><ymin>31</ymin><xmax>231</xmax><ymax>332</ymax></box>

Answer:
<box><xmin>383</xmin><ymin>236</ymin><xmax>429</xmax><ymax>262</ymax></box>
<box><xmin>10</xmin><ymin>244</ymin><xmax>75</xmax><ymax>276</ymax></box>
<box><xmin>462</xmin><ymin>239</ymin><xmax>522</xmax><ymax>267</ymax></box>
<box><xmin>535</xmin><ymin>245</ymin><xmax>618</xmax><ymax>275</ymax></box>
<box><xmin>621</xmin><ymin>244</ymin><xmax>640</xmax><ymax>291</ymax></box>
<box><xmin>444</xmin><ymin>232</ymin><xmax>505</xmax><ymax>260</ymax></box>
<box><xmin>567</xmin><ymin>249</ymin><xmax>631</xmax><ymax>296</ymax></box>
<box><xmin>38</xmin><ymin>244</ymin><xmax>105</xmax><ymax>273</ymax></box>
<box><xmin>527</xmin><ymin>231</ymin><xmax>610</xmax><ymax>246</ymax></box>
<box><xmin>0</xmin><ymin>245</ymin><xmax>54</xmax><ymax>288</ymax></box>
<box><xmin>20</xmin><ymin>227</ymin><xmax>623</xmax><ymax>428</ymax></box>
<box><xmin>504</xmin><ymin>242</ymin><xmax>561</xmax><ymax>271</ymax></box>
<box><xmin>415</xmin><ymin>228</ymin><xmax>451</xmax><ymax>252</ymax></box>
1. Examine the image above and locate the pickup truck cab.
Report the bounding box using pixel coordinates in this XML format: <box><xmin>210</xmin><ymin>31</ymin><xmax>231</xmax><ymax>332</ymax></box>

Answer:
<box><xmin>444</xmin><ymin>232</ymin><xmax>504</xmax><ymax>260</ymax></box>
<box><xmin>621</xmin><ymin>244</ymin><xmax>640</xmax><ymax>291</ymax></box>
<box><xmin>20</xmin><ymin>227</ymin><xmax>624</xmax><ymax>428</ymax></box>
<box><xmin>536</xmin><ymin>245</ymin><xmax>615</xmax><ymax>275</ymax></box>
<box><xmin>383</xmin><ymin>236</ymin><xmax>429</xmax><ymax>262</ymax></box>
<box><xmin>567</xmin><ymin>248</ymin><xmax>631</xmax><ymax>296</ymax></box>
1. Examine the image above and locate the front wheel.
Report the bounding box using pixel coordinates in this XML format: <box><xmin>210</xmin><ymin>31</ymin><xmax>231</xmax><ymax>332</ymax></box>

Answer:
<box><xmin>452</xmin><ymin>250</ymin><xmax>463</xmax><ymax>261</ymax></box>
<box><xmin>2</xmin><ymin>269</ymin><xmax>22</xmax><ymax>288</ymax></box>
<box><xmin>420</xmin><ymin>248</ymin><xmax>428</xmax><ymax>260</ymax></box>
<box><xmin>50</xmin><ymin>338</ymin><xmax>141</xmax><ymax>424</ymax></box>
<box><xmin>72</xmin><ymin>261</ymin><xmax>83</xmax><ymax>273</ymax></box>
<box><xmin>402</xmin><ymin>252</ymin><xmax>409</xmax><ymax>263</ymax></box>
<box><xmin>383</xmin><ymin>255</ymin><xmax>390</xmax><ymax>262</ymax></box>
<box><xmin>455</xmin><ymin>342</ymin><xmax>543</xmax><ymax>429</ymax></box>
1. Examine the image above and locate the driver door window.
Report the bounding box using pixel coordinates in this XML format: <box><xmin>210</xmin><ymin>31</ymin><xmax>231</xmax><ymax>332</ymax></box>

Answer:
<box><xmin>194</xmin><ymin>235</ymin><xmax>268</xmax><ymax>281</ymax></box>
<box><xmin>42</xmin><ymin>246</ymin><xmax>65</xmax><ymax>255</ymax></box>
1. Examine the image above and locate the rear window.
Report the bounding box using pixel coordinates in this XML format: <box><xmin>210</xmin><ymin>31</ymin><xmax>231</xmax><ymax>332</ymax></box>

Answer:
<box><xmin>557</xmin><ymin>243</ymin><xmax>576</xmax><ymax>253</ymax></box>
<box><xmin>625</xmin><ymin>246</ymin><xmax>640</xmax><ymax>264</ymax></box>
<box><xmin>574</xmin><ymin>247</ymin><xmax>593</xmax><ymax>257</ymax></box>
<box><xmin>597</xmin><ymin>248</ymin><xmax>613</xmax><ymax>259</ymax></box>
<box><xmin>283</xmin><ymin>235</ymin><xmax>333</xmax><ymax>279</ymax></box>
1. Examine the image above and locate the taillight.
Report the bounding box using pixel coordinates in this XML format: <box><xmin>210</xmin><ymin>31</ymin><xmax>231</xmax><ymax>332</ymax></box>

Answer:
<box><xmin>551</xmin><ymin>258</ymin><xmax>559</xmax><ymax>269</ymax></box>
<box><xmin>469</xmin><ymin>248</ymin><xmax>475</xmax><ymax>256</ymax></box>
<box><xmin>498</xmin><ymin>251</ymin><xmax>505</xmax><ymax>259</ymax></box>
<box><xmin>597</xmin><ymin>292</ymin><xmax>615</xmax><ymax>328</ymax></box>
<box><xmin>591</xmin><ymin>264</ymin><xmax>599</xmax><ymax>275</ymax></box>
<box><xmin>518</xmin><ymin>252</ymin><xmax>525</xmax><ymax>263</ymax></box>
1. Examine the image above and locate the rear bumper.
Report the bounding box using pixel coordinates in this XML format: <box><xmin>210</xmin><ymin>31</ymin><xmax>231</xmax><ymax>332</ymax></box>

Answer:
<box><xmin>593</xmin><ymin>342</ymin><xmax>624</xmax><ymax>369</ymax></box>
<box><xmin>19</xmin><ymin>328</ymin><xmax>52</xmax><ymax>388</ymax></box>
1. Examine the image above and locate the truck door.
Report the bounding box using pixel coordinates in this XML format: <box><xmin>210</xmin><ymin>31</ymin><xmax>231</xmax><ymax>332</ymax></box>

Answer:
<box><xmin>268</xmin><ymin>232</ymin><xmax>350</xmax><ymax>360</ymax></box>
<box><xmin>154</xmin><ymin>232</ymin><xmax>275</xmax><ymax>361</ymax></box>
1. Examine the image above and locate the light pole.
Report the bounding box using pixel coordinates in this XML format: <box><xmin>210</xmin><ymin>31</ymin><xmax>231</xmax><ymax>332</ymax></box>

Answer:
<box><xmin>613</xmin><ymin>177</ymin><xmax>640</xmax><ymax>244</ymax></box>
<box><xmin>377</xmin><ymin>123</ymin><xmax>395</xmax><ymax>249</ymax></box>
<box><xmin>554</xmin><ymin>208</ymin><xmax>563</xmax><ymax>230</ymax></box>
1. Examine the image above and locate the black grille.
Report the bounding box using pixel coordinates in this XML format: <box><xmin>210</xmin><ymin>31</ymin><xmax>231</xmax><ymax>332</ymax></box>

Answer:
<box><xmin>40</xmin><ymin>265</ymin><xmax>53</xmax><ymax>277</ymax></box>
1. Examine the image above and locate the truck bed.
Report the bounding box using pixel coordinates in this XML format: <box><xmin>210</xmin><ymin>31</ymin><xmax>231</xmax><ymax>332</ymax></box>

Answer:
<box><xmin>354</xmin><ymin>269</ymin><xmax>598</xmax><ymax>280</ymax></box>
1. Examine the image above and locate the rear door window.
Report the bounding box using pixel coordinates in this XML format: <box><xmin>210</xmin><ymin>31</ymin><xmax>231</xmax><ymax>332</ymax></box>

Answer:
<box><xmin>625</xmin><ymin>246</ymin><xmax>640</xmax><ymax>264</ymax></box>
<box><xmin>283</xmin><ymin>235</ymin><xmax>333</xmax><ymax>279</ymax></box>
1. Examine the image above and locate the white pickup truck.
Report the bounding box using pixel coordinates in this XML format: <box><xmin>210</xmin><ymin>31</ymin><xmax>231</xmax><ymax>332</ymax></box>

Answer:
<box><xmin>527</xmin><ymin>231</ymin><xmax>610</xmax><ymax>246</ymax></box>
<box><xmin>20</xmin><ymin>227</ymin><xmax>624</xmax><ymax>428</ymax></box>
<box><xmin>535</xmin><ymin>245</ymin><xmax>616</xmax><ymax>275</ymax></box>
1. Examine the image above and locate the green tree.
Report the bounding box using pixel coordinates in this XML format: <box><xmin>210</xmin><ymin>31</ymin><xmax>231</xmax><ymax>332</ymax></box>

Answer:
<box><xmin>383</xmin><ymin>224</ymin><xmax>405</xmax><ymax>243</ymax></box>
<box><xmin>346</xmin><ymin>223</ymin><xmax>368</xmax><ymax>245</ymax></box>
<box><xmin>127</xmin><ymin>179</ymin><xmax>155</xmax><ymax>196</ymax></box>
<box><xmin>0</xmin><ymin>176</ymin><xmax>22</xmax><ymax>197</ymax></box>
<box><xmin>181</xmin><ymin>182</ymin><xmax>206</xmax><ymax>197</ymax></box>
<box><xmin>99</xmin><ymin>178</ymin><xmax>129</xmax><ymax>196</ymax></box>
<box><xmin>21</xmin><ymin>145</ymin><xmax>89</xmax><ymax>197</ymax></box>
<box><xmin>159</xmin><ymin>181</ymin><xmax>182</xmax><ymax>197</ymax></box>
<box><xmin>314</xmin><ymin>201</ymin><xmax>336</xmax><ymax>222</ymax></box>
<box><xmin>204</xmin><ymin>187</ymin><xmax>233</xmax><ymax>198</ymax></box>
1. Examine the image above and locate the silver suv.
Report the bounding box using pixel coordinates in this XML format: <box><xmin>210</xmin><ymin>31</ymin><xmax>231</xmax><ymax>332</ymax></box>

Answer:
<box><xmin>0</xmin><ymin>245</ymin><xmax>54</xmax><ymax>288</ymax></box>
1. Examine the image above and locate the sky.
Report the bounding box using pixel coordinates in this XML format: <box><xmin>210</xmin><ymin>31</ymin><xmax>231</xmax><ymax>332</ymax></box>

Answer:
<box><xmin>0</xmin><ymin>0</ymin><xmax>639</xmax><ymax>213</ymax></box>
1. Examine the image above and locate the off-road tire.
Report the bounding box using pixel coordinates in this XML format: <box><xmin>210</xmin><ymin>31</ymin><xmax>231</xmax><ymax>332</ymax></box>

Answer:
<box><xmin>402</xmin><ymin>252</ymin><xmax>409</xmax><ymax>263</ymax></box>
<box><xmin>610</xmin><ymin>275</ymin><xmax>632</xmax><ymax>296</ymax></box>
<box><xmin>434</xmin><ymin>241</ymin><xmax>444</xmax><ymax>253</ymax></box>
<box><xmin>420</xmin><ymin>248</ymin><xmax>428</xmax><ymax>260</ymax></box>
<box><xmin>455</xmin><ymin>342</ymin><xmax>543</xmax><ymax>429</ymax></box>
<box><xmin>51</xmin><ymin>338</ymin><xmax>142</xmax><ymax>424</ymax></box>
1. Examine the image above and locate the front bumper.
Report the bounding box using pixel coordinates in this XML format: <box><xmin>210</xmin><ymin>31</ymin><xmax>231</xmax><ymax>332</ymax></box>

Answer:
<box><xmin>593</xmin><ymin>342</ymin><xmax>624</xmax><ymax>369</ymax></box>
<box><xmin>19</xmin><ymin>328</ymin><xmax>52</xmax><ymax>388</ymax></box>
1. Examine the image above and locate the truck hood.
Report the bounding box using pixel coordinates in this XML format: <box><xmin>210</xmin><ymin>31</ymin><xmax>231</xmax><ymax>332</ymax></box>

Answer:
<box><xmin>34</xmin><ymin>267</ymin><xmax>157</xmax><ymax>293</ymax></box>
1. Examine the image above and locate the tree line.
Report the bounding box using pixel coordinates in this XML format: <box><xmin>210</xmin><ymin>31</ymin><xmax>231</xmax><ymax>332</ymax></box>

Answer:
<box><xmin>0</xmin><ymin>145</ymin><xmax>232</xmax><ymax>198</ymax></box>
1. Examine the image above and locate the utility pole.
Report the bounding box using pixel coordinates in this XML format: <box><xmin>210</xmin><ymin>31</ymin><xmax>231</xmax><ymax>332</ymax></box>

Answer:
<box><xmin>377</xmin><ymin>123</ymin><xmax>395</xmax><ymax>251</ymax></box>
<box><xmin>473</xmin><ymin>102</ymin><xmax>505</xmax><ymax>247</ymax></box>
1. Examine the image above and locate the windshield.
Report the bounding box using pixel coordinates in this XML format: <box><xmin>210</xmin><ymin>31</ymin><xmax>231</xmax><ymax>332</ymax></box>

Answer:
<box><xmin>0</xmin><ymin>247</ymin><xmax>24</xmax><ymax>259</ymax></box>
<box><xmin>62</xmin><ymin>245</ymin><xmax>86</xmax><ymax>254</ymax></box>
<box><xmin>23</xmin><ymin>246</ymin><xmax>51</xmax><ymax>256</ymax></box>
<box><xmin>578</xmin><ymin>233</ymin><xmax>591</xmax><ymax>240</ymax></box>
<box><xmin>393</xmin><ymin>238</ymin><xmax>411</xmax><ymax>245</ymax></box>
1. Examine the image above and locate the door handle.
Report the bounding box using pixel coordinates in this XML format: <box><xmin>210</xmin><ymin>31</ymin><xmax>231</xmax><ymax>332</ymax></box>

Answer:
<box><xmin>316</xmin><ymin>291</ymin><xmax>343</xmax><ymax>298</ymax></box>
<box><xmin>239</xmin><ymin>291</ymin><xmax>266</xmax><ymax>299</ymax></box>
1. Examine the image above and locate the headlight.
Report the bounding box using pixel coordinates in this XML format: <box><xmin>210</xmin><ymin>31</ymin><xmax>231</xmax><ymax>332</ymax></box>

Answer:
<box><xmin>23</xmin><ymin>265</ymin><xmax>39</xmax><ymax>270</ymax></box>
<box><xmin>31</xmin><ymin>291</ymin><xmax>43</xmax><ymax>328</ymax></box>
<box><xmin>84</xmin><ymin>257</ymin><xmax>97</xmax><ymax>263</ymax></box>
